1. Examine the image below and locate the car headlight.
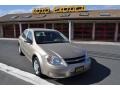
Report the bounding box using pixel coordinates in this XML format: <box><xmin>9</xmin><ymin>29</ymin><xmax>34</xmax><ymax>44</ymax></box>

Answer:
<box><xmin>47</xmin><ymin>55</ymin><xmax>64</xmax><ymax>65</ymax></box>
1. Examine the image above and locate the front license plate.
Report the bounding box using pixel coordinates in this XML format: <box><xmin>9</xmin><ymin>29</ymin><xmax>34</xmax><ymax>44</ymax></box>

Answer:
<box><xmin>75</xmin><ymin>66</ymin><xmax>84</xmax><ymax>73</ymax></box>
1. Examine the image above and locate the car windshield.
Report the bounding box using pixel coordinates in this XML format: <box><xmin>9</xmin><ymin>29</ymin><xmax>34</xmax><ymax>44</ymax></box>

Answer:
<box><xmin>34</xmin><ymin>31</ymin><xmax>69</xmax><ymax>44</ymax></box>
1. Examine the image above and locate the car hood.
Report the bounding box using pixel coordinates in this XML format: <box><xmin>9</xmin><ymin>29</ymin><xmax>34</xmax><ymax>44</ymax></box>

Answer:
<box><xmin>38</xmin><ymin>43</ymin><xmax>85</xmax><ymax>59</ymax></box>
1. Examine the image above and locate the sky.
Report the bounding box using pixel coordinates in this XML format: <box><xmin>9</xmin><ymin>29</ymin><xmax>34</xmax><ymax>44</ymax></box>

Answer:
<box><xmin>0</xmin><ymin>5</ymin><xmax>120</xmax><ymax>16</ymax></box>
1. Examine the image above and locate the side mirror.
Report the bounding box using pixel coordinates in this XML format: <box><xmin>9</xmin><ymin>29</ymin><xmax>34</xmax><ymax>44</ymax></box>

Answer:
<box><xmin>24</xmin><ymin>38</ymin><xmax>32</xmax><ymax>44</ymax></box>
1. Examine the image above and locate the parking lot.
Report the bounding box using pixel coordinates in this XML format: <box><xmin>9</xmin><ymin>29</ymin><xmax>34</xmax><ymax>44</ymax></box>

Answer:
<box><xmin>0</xmin><ymin>39</ymin><xmax>120</xmax><ymax>85</ymax></box>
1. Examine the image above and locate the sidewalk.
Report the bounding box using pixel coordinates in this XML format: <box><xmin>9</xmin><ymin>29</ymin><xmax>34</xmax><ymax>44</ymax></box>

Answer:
<box><xmin>73</xmin><ymin>41</ymin><xmax>120</xmax><ymax>46</ymax></box>
<box><xmin>0</xmin><ymin>38</ymin><xmax>120</xmax><ymax>46</ymax></box>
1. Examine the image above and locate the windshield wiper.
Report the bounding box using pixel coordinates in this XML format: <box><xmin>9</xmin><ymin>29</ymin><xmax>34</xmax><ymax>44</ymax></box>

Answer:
<box><xmin>53</xmin><ymin>41</ymin><xmax>69</xmax><ymax>43</ymax></box>
<box><xmin>37</xmin><ymin>41</ymin><xmax>69</xmax><ymax>44</ymax></box>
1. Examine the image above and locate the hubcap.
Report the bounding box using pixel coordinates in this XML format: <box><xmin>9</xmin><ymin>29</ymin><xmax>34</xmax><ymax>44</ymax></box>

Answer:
<box><xmin>34</xmin><ymin>60</ymin><xmax>40</xmax><ymax>74</ymax></box>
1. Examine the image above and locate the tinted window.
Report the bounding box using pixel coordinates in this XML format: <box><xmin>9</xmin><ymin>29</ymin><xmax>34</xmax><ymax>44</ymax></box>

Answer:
<box><xmin>34</xmin><ymin>31</ymin><xmax>69</xmax><ymax>44</ymax></box>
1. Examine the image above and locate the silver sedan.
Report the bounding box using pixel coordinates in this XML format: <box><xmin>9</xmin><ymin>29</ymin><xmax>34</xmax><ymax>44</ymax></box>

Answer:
<box><xmin>18</xmin><ymin>28</ymin><xmax>91</xmax><ymax>78</ymax></box>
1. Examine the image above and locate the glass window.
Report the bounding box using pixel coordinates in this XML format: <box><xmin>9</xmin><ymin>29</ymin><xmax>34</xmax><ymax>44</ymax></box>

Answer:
<box><xmin>22</xmin><ymin>29</ymin><xmax>28</xmax><ymax>39</ymax></box>
<box><xmin>34</xmin><ymin>31</ymin><xmax>69</xmax><ymax>44</ymax></box>
<box><xmin>27</xmin><ymin>31</ymin><xmax>33</xmax><ymax>42</ymax></box>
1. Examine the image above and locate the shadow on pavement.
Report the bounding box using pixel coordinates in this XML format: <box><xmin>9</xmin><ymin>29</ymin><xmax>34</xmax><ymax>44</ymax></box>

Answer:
<box><xmin>52</xmin><ymin>57</ymin><xmax>111</xmax><ymax>85</ymax></box>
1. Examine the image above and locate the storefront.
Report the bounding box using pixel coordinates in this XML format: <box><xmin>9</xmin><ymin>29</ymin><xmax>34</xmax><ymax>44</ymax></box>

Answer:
<box><xmin>0</xmin><ymin>6</ymin><xmax>120</xmax><ymax>42</ymax></box>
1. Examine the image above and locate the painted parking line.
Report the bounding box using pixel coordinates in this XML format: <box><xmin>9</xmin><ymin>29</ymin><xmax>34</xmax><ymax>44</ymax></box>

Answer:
<box><xmin>0</xmin><ymin>63</ymin><xmax>54</xmax><ymax>85</ymax></box>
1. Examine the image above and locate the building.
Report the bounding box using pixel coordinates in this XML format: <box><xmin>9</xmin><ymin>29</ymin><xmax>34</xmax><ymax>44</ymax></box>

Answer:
<box><xmin>0</xmin><ymin>9</ymin><xmax>120</xmax><ymax>42</ymax></box>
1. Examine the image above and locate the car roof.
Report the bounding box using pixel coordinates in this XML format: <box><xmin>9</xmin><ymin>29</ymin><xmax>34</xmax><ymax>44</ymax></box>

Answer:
<box><xmin>27</xmin><ymin>28</ymin><xmax>57</xmax><ymax>32</ymax></box>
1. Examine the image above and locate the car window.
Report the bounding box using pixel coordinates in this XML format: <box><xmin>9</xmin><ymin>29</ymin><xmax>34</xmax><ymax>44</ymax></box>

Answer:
<box><xmin>34</xmin><ymin>31</ymin><xmax>69</xmax><ymax>44</ymax></box>
<box><xmin>27</xmin><ymin>31</ymin><xmax>33</xmax><ymax>42</ymax></box>
<box><xmin>22</xmin><ymin>30</ymin><xmax>28</xmax><ymax>39</ymax></box>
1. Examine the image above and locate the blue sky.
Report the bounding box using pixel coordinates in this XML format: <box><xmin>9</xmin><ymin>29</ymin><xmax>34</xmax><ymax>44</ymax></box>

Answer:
<box><xmin>0</xmin><ymin>5</ymin><xmax>120</xmax><ymax>16</ymax></box>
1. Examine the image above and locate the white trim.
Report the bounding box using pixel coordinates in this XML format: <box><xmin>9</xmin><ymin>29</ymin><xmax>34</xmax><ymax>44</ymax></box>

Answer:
<box><xmin>0</xmin><ymin>25</ymin><xmax>3</xmax><ymax>37</ymax></box>
<box><xmin>28</xmin><ymin>23</ymin><xmax>30</xmax><ymax>28</ymax></box>
<box><xmin>68</xmin><ymin>20</ymin><xmax>72</xmax><ymax>41</ymax></box>
<box><xmin>44</xmin><ymin>23</ymin><xmax>46</xmax><ymax>28</ymax></box>
<box><xmin>71</xmin><ymin>22</ymin><xmax>74</xmax><ymax>40</ymax></box>
<box><xmin>114</xmin><ymin>22</ymin><xmax>119</xmax><ymax>41</ymax></box>
<box><xmin>13</xmin><ymin>24</ymin><xmax>16</xmax><ymax>38</ymax></box>
<box><xmin>19</xmin><ymin>23</ymin><xmax>22</xmax><ymax>35</ymax></box>
<box><xmin>52</xmin><ymin>23</ymin><xmax>54</xmax><ymax>29</ymax></box>
<box><xmin>92</xmin><ymin>22</ymin><xmax>95</xmax><ymax>40</ymax></box>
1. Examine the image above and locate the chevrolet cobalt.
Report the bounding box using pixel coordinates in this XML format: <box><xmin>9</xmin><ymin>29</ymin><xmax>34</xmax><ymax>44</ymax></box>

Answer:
<box><xmin>18</xmin><ymin>28</ymin><xmax>91</xmax><ymax>78</ymax></box>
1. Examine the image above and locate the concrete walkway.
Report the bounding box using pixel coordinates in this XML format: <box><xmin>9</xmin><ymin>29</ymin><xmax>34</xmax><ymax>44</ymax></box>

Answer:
<box><xmin>0</xmin><ymin>38</ymin><xmax>120</xmax><ymax>46</ymax></box>
<box><xmin>73</xmin><ymin>41</ymin><xmax>120</xmax><ymax>46</ymax></box>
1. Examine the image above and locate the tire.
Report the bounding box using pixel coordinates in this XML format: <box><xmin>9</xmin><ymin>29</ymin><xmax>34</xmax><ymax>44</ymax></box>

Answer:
<box><xmin>18</xmin><ymin>45</ymin><xmax>24</xmax><ymax>56</ymax></box>
<box><xmin>33</xmin><ymin>57</ymin><xmax>43</xmax><ymax>77</ymax></box>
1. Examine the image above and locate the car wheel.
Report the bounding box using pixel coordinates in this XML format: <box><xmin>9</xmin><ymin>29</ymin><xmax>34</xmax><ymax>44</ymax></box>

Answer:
<box><xmin>33</xmin><ymin>57</ymin><xmax>43</xmax><ymax>77</ymax></box>
<box><xmin>18</xmin><ymin>45</ymin><xmax>24</xmax><ymax>56</ymax></box>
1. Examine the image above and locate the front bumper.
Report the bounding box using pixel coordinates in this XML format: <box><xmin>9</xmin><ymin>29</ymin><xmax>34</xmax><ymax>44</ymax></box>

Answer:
<box><xmin>45</xmin><ymin>59</ymin><xmax>91</xmax><ymax>78</ymax></box>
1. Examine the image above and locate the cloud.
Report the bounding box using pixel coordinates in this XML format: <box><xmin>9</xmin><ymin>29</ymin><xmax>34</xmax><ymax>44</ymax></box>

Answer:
<box><xmin>0</xmin><ymin>9</ymin><xmax>32</xmax><ymax>17</ymax></box>
<box><xmin>7</xmin><ymin>9</ymin><xmax>31</xmax><ymax>14</ymax></box>
<box><xmin>102</xmin><ymin>5</ymin><xmax>120</xmax><ymax>9</ymax></box>
<box><xmin>0</xmin><ymin>7</ymin><xmax>33</xmax><ymax>16</ymax></box>
<box><xmin>0</xmin><ymin>9</ymin><xmax>8</xmax><ymax>16</ymax></box>
<box><xmin>86</xmin><ymin>5</ymin><xmax>120</xmax><ymax>10</ymax></box>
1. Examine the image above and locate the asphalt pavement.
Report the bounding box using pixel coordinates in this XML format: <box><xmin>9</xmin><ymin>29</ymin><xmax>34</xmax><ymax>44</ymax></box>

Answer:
<box><xmin>0</xmin><ymin>39</ymin><xmax>120</xmax><ymax>85</ymax></box>
<box><xmin>0</xmin><ymin>70</ymin><xmax>32</xmax><ymax>85</ymax></box>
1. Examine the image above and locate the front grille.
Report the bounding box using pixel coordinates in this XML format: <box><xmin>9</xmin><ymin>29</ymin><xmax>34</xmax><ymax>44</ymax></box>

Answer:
<box><xmin>64</xmin><ymin>55</ymin><xmax>85</xmax><ymax>64</ymax></box>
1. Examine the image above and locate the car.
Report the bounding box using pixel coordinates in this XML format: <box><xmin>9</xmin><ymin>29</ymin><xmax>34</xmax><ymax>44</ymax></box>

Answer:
<box><xmin>18</xmin><ymin>28</ymin><xmax>91</xmax><ymax>78</ymax></box>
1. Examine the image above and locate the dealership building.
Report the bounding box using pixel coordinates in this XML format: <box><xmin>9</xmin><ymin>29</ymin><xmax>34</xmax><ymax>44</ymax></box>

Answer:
<box><xmin>0</xmin><ymin>8</ymin><xmax>120</xmax><ymax>42</ymax></box>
